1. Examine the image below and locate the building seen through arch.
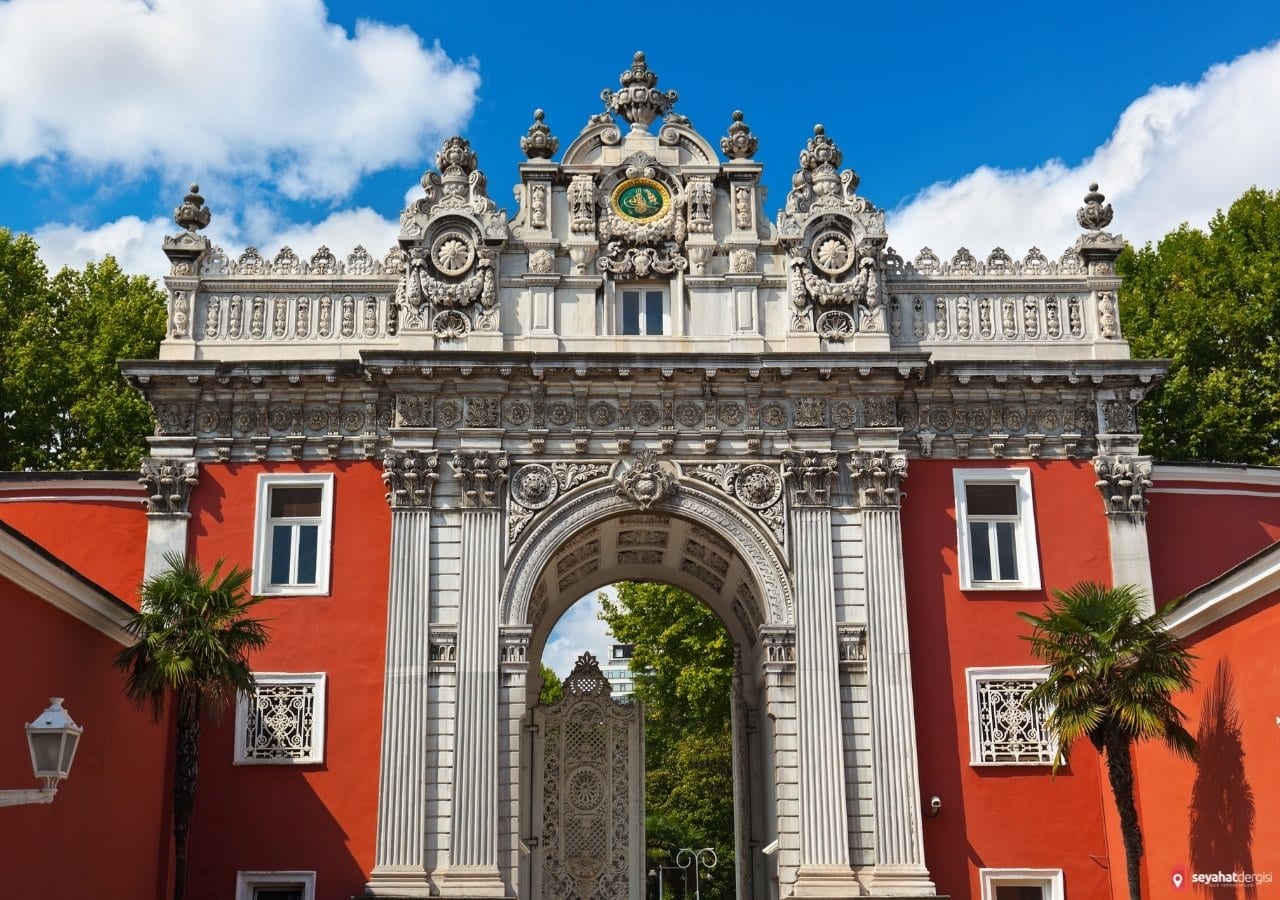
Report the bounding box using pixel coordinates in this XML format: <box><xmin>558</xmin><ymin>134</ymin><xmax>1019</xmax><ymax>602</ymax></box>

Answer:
<box><xmin>2</xmin><ymin>51</ymin><xmax>1280</xmax><ymax>900</ymax></box>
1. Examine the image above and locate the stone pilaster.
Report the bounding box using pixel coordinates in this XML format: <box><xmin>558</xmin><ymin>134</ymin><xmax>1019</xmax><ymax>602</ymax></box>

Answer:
<box><xmin>439</xmin><ymin>450</ymin><xmax>509</xmax><ymax>898</ymax></box>
<box><xmin>781</xmin><ymin>451</ymin><xmax>861</xmax><ymax>898</ymax></box>
<box><xmin>367</xmin><ymin>450</ymin><xmax>438</xmax><ymax>897</ymax></box>
<box><xmin>850</xmin><ymin>445</ymin><xmax>936</xmax><ymax>897</ymax></box>
<box><xmin>1093</xmin><ymin>450</ymin><xmax>1156</xmax><ymax>613</ymax></box>
<box><xmin>138</xmin><ymin>457</ymin><xmax>199</xmax><ymax>579</ymax></box>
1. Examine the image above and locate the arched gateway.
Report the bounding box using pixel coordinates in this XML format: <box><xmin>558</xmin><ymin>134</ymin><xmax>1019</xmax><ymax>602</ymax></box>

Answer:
<box><xmin>128</xmin><ymin>51</ymin><xmax>1156</xmax><ymax>900</ymax></box>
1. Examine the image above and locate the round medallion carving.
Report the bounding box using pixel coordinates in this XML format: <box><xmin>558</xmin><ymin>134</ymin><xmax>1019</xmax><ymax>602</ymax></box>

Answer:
<box><xmin>505</xmin><ymin>401</ymin><xmax>532</xmax><ymax>426</ymax></box>
<box><xmin>589</xmin><ymin>401</ymin><xmax>616</xmax><ymax>427</ymax></box>
<box><xmin>547</xmin><ymin>401</ymin><xmax>573</xmax><ymax>426</ymax></box>
<box><xmin>816</xmin><ymin>309</ymin><xmax>856</xmax><ymax>340</ymax></box>
<box><xmin>431</xmin><ymin>231</ymin><xmax>475</xmax><ymax>276</ymax></box>
<box><xmin>718</xmin><ymin>402</ymin><xmax>744</xmax><ymax>427</ymax></box>
<box><xmin>811</xmin><ymin>231</ymin><xmax>856</xmax><ymax>275</ymax></box>
<box><xmin>435</xmin><ymin>401</ymin><xmax>462</xmax><ymax>429</ymax></box>
<box><xmin>431</xmin><ymin>309</ymin><xmax>470</xmax><ymax>339</ymax></box>
<box><xmin>633</xmin><ymin>401</ymin><xmax>660</xmax><ymax>427</ymax></box>
<box><xmin>611</xmin><ymin>177</ymin><xmax>670</xmax><ymax>223</ymax></box>
<box><xmin>513</xmin><ymin>464</ymin><xmax>559</xmax><ymax>510</ymax></box>
<box><xmin>567</xmin><ymin>766</ymin><xmax>605</xmax><ymax>811</ymax></box>
<box><xmin>675</xmin><ymin>401</ymin><xmax>702</xmax><ymax>428</ymax></box>
<box><xmin>734</xmin><ymin>464</ymin><xmax>782</xmax><ymax>509</ymax></box>
<box><xmin>760</xmin><ymin>402</ymin><xmax>787</xmax><ymax>428</ymax></box>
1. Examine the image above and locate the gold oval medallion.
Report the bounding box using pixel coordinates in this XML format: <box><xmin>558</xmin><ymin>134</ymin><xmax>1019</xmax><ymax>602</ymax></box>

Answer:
<box><xmin>611</xmin><ymin>177</ymin><xmax>670</xmax><ymax>223</ymax></box>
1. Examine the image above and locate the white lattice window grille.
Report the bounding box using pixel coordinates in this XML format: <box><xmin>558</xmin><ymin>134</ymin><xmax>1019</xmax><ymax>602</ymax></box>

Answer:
<box><xmin>253</xmin><ymin>473</ymin><xmax>334</xmax><ymax>596</ymax></box>
<box><xmin>235</xmin><ymin>674</ymin><xmax>326</xmax><ymax>765</ymax></box>
<box><xmin>979</xmin><ymin>868</ymin><xmax>1064</xmax><ymax>900</ymax></box>
<box><xmin>618</xmin><ymin>286</ymin><xmax>669</xmax><ymax>335</ymax></box>
<box><xmin>954</xmin><ymin>468</ymin><xmax>1041</xmax><ymax>590</ymax></box>
<box><xmin>966</xmin><ymin>666</ymin><xmax>1054</xmax><ymax>766</ymax></box>
<box><xmin>235</xmin><ymin>871</ymin><xmax>316</xmax><ymax>900</ymax></box>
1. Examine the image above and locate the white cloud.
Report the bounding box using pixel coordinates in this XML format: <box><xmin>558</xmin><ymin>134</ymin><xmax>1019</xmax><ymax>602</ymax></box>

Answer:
<box><xmin>32</xmin><ymin>215</ymin><xmax>173</xmax><ymax>280</ymax></box>
<box><xmin>0</xmin><ymin>0</ymin><xmax>478</xmax><ymax>199</ymax></box>
<box><xmin>542</xmin><ymin>588</ymin><xmax>616</xmax><ymax>678</ymax></box>
<box><xmin>887</xmin><ymin>41</ymin><xmax>1280</xmax><ymax>260</ymax></box>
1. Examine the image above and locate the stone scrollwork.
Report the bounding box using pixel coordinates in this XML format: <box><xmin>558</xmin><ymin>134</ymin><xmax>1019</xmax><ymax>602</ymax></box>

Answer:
<box><xmin>850</xmin><ymin>450</ymin><xmax>907</xmax><ymax>509</ymax></box>
<box><xmin>616</xmin><ymin>449</ymin><xmax>677</xmax><ymax>510</ymax></box>
<box><xmin>450</xmin><ymin>450</ymin><xmax>510</xmax><ymax>509</ymax></box>
<box><xmin>509</xmin><ymin>462</ymin><xmax>612</xmax><ymax>543</ymax></box>
<box><xmin>1093</xmin><ymin>454</ymin><xmax>1153</xmax><ymax>520</ymax></box>
<box><xmin>139</xmin><ymin>458</ymin><xmax>199</xmax><ymax>515</ymax></box>
<box><xmin>781</xmin><ymin>450</ymin><xmax>839</xmax><ymax>508</ymax></box>
<box><xmin>382</xmin><ymin>449</ymin><xmax>440</xmax><ymax>509</ymax></box>
<box><xmin>688</xmin><ymin>462</ymin><xmax>785</xmax><ymax>543</ymax></box>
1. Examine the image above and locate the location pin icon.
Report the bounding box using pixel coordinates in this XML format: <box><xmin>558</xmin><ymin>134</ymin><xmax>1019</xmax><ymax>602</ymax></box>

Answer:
<box><xmin>1172</xmin><ymin>873</ymin><xmax>1184</xmax><ymax>889</ymax></box>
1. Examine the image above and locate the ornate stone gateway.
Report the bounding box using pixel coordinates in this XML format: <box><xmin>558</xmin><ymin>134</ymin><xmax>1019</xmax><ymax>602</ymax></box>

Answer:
<box><xmin>130</xmin><ymin>49</ymin><xmax>1159</xmax><ymax>900</ymax></box>
<box><xmin>525</xmin><ymin>653</ymin><xmax>643</xmax><ymax>900</ymax></box>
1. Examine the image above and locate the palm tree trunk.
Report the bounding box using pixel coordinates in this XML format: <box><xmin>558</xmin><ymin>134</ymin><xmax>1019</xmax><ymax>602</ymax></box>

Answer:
<box><xmin>172</xmin><ymin>698</ymin><xmax>202</xmax><ymax>900</ymax></box>
<box><xmin>1103</xmin><ymin>732</ymin><xmax>1144</xmax><ymax>900</ymax></box>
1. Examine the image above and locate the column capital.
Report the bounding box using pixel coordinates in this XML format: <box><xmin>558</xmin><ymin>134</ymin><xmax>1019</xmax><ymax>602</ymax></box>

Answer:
<box><xmin>781</xmin><ymin>449</ymin><xmax>839</xmax><ymax>508</ymax></box>
<box><xmin>849</xmin><ymin>449</ymin><xmax>907</xmax><ymax>509</ymax></box>
<box><xmin>449</xmin><ymin>449</ymin><xmax>509</xmax><ymax>509</ymax></box>
<box><xmin>1093</xmin><ymin>453</ymin><xmax>1153</xmax><ymax>521</ymax></box>
<box><xmin>138</xmin><ymin>457</ymin><xmax>199</xmax><ymax>515</ymax></box>
<box><xmin>382</xmin><ymin>449</ymin><xmax>439</xmax><ymax>509</ymax></box>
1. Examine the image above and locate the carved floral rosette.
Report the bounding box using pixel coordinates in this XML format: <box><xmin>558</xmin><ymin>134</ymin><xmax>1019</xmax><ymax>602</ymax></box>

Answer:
<box><xmin>508</xmin><ymin>461</ymin><xmax>611</xmax><ymax>543</ymax></box>
<box><xmin>687</xmin><ymin>461</ymin><xmax>785</xmax><ymax>544</ymax></box>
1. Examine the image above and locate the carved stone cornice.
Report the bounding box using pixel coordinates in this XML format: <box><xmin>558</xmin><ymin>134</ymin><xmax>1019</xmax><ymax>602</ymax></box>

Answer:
<box><xmin>1093</xmin><ymin>454</ymin><xmax>1153</xmax><ymax>521</ymax></box>
<box><xmin>138</xmin><ymin>458</ymin><xmax>199</xmax><ymax>515</ymax></box>
<box><xmin>850</xmin><ymin>450</ymin><xmax>907</xmax><ymax>509</ymax></box>
<box><xmin>381</xmin><ymin>449</ymin><xmax>439</xmax><ymax>509</ymax></box>
<box><xmin>781</xmin><ymin>450</ymin><xmax>838</xmax><ymax>508</ymax></box>
<box><xmin>450</xmin><ymin>449</ymin><xmax>509</xmax><ymax>508</ymax></box>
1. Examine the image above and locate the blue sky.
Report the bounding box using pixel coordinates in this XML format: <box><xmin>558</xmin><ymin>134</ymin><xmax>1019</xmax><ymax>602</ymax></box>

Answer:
<box><xmin>3</xmin><ymin>0</ymin><xmax>1278</xmax><ymax>669</ymax></box>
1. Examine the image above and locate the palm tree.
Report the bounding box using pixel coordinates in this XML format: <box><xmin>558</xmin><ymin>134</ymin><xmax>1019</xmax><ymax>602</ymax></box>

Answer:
<box><xmin>1019</xmin><ymin>582</ymin><xmax>1196</xmax><ymax>900</ymax></box>
<box><xmin>114</xmin><ymin>553</ymin><xmax>268</xmax><ymax>900</ymax></box>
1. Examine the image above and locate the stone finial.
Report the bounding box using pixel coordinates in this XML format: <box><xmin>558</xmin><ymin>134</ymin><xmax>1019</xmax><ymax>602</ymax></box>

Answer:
<box><xmin>435</xmin><ymin>136</ymin><xmax>478</xmax><ymax>177</ymax></box>
<box><xmin>1077</xmin><ymin>182</ymin><xmax>1114</xmax><ymax>231</ymax></box>
<box><xmin>720</xmin><ymin>110</ymin><xmax>759</xmax><ymax>160</ymax></box>
<box><xmin>520</xmin><ymin>109</ymin><xmax>559</xmax><ymax>160</ymax></box>
<box><xmin>173</xmin><ymin>183</ymin><xmax>211</xmax><ymax>233</ymax></box>
<box><xmin>600</xmin><ymin>50</ymin><xmax>678</xmax><ymax>131</ymax></box>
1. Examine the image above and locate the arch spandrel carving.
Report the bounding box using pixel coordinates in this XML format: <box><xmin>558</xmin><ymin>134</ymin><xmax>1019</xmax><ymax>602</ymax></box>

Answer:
<box><xmin>500</xmin><ymin>479</ymin><xmax>793</xmax><ymax>630</ymax></box>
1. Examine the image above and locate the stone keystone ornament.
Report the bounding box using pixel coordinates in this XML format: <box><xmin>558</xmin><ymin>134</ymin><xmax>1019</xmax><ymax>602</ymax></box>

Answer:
<box><xmin>617</xmin><ymin>449</ymin><xmax>677</xmax><ymax>510</ymax></box>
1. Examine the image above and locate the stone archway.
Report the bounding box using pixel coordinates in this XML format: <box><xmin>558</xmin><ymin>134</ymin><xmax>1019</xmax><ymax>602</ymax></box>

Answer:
<box><xmin>499</xmin><ymin>477</ymin><xmax>792</xmax><ymax>900</ymax></box>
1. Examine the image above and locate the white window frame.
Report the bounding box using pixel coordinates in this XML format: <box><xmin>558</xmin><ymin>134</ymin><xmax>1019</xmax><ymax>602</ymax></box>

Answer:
<box><xmin>966</xmin><ymin>666</ymin><xmax>1054</xmax><ymax>767</ymax></box>
<box><xmin>253</xmin><ymin>473</ymin><xmax>334</xmax><ymax>596</ymax></box>
<box><xmin>617</xmin><ymin>284</ymin><xmax>670</xmax><ymax>336</ymax></box>
<box><xmin>235</xmin><ymin>871</ymin><xmax>316</xmax><ymax>900</ymax></box>
<box><xmin>234</xmin><ymin>673</ymin><xmax>327</xmax><ymax>765</ymax></box>
<box><xmin>954</xmin><ymin>468</ymin><xmax>1041</xmax><ymax>590</ymax></box>
<box><xmin>979</xmin><ymin>867</ymin><xmax>1064</xmax><ymax>900</ymax></box>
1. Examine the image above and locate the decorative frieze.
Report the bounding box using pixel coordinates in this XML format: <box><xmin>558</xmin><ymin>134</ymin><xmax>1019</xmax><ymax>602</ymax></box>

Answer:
<box><xmin>138</xmin><ymin>458</ymin><xmax>199</xmax><ymax>515</ymax></box>
<box><xmin>382</xmin><ymin>450</ymin><xmax>439</xmax><ymax>509</ymax></box>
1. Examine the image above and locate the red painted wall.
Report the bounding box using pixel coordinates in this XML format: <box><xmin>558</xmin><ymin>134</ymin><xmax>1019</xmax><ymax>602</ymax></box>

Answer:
<box><xmin>1131</xmin><ymin>593</ymin><xmax>1280</xmax><ymax>897</ymax></box>
<box><xmin>183</xmin><ymin>460</ymin><xmax>390</xmax><ymax>900</ymax></box>
<box><xmin>1147</xmin><ymin>474</ymin><xmax>1280</xmax><ymax>605</ymax></box>
<box><xmin>0</xmin><ymin>575</ymin><xmax>170</xmax><ymax>899</ymax></box>
<box><xmin>0</xmin><ymin>479</ymin><xmax>148</xmax><ymax>605</ymax></box>
<box><xmin>903</xmin><ymin>459</ymin><xmax>1117</xmax><ymax>900</ymax></box>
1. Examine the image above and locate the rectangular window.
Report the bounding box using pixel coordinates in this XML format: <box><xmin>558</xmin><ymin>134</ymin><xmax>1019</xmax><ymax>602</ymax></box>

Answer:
<box><xmin>254</xmin><ymin>474</ymin><xmax>334</xmax><ymax>596</ymax></box>
<box><xmin>966</xmin><ymin>667</ymin><xmax>1054</xmax><ymax>766</ymax></box>
<box><xmin>954</xmin><ymin>469</ymin><xmax>1040</xmax><ymax>590</ymax></box>
<box><xmin>620</xmin><ymin>288</ymin><xmax>666</xmax><ymax>335</ymax></box>
<box><xmin>235</xmin><ymin>872</ymin><xmax>316</xmax><ymax>900</ymax></box>
<box><xmin>235</xmin><ymin>674</ymin><xmax>327</xmax><ymax>765</ymax></box>
<box><xmin>979</xmin><ymin>869</ymin><xmax>1063</xmax><ymax>900</ymax></box>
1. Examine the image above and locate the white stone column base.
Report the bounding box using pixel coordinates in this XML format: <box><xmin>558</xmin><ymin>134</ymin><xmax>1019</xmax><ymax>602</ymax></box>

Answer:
<box><xmin>364</xmin><ymin>865</ymin><xmax>432</xmax><ymax>897</ymax></box>
<box><xmin>435</xmin><ymin>865</ymin><xmax>509</xmax><ymax>899</ymax></box>
<box><xmin>790</xmin><ymin>864</ymin><xmax>863</xmax><ymax>898</ymax></box>
<box><xmin>864</xmin><ymin>864</ymin><xmax>938</xmax><ymax>896</ymax></box>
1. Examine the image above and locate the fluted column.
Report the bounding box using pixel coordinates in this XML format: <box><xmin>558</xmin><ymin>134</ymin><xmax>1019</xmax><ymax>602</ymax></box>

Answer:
<box><xmin>367</xmin><ymin>450</ymin><xmax>438</xmax><ymax>897</ymax></box>
<box><xmin>440</xmin><ymin>450</ymin><xmax>509</xmax><ymax>898</ymax></box>
<box><xmin>139</xmin><ymin>457</ymin><xmax>199</xmax><ymax>578</ymax></box>
<box><xmin>781</xmin><ymin>451</ymin><xmax>861</xmax><ymax>898</ymax></box>
<box><xmin>851</xmin><ymin>446</ymin><xmax>936</xmax><ymax>896</ymax></box>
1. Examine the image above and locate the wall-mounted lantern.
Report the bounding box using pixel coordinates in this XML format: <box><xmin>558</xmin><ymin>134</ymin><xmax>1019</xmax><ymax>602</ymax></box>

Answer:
<box><xmin>0</xmin><ymin>698</ymin><xmax>83</xmax><ymax>807</ymax></box>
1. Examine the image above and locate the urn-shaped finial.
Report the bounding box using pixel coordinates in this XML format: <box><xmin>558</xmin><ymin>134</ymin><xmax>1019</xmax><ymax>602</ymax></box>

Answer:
<box><xmin>720</xmin><ymin>110</ymin><xmax>759</xmax><ymax>160</ymax></box>
<box><xmin>173</xmin><ymin>183</ymin><xmax>211</xmax><ymax>233</ymax></box>
<box><xmin>520</xmin><ymin>109</ymin><xmax>559</xmax><ymax>160</ymax></box>
<box><xmin>1077</xmin><ymin>182</ymin><xmax>1114</xmax><ymax>231</ymax></box>
<box><xmin>600</xmin><ymin>50</ymin><xmax>679</xmax><ymax>131</ymax></box>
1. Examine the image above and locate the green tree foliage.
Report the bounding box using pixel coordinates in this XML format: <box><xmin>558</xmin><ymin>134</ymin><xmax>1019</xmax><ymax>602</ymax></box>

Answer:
<box><xmin>1118</xmin><ymin>188</ymin><xmax>1280</xmax><ymax>464</ymax></box>
<box><xmin>1020</xmin><ymin>582</ymin><xmax>1197</xmax><ymax>900</ymax></box>
<box><xmin>0</xmin><ymin>228</ymin><xmax>166</xmax><ymax>470</ymax></box>
<box><xmin>599</xmin><ymin>582</ymin><xmax>735</xmax><ymax>900</ymax></box>
<box><xmin>114</xmin><ymin>554</ymin><xmax>269</xmax><ymax>900</ymax></box>
<box><xmin>538</xmin><ymin>662</ymin><xmax>564</xmax><ymax>705</ymax></box>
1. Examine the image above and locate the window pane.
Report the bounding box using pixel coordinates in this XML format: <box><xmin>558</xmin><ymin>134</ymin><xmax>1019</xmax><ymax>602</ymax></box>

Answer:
<box><xmin>969</xmin><ymin>522</ymin><xmax>993</xmax><ymax>581</ymax></box>
<box><xmin>995</xmin><ymin>887</ymin><xmax>1043</xmax><ymax>900</ymax></box>
<box><xmin>270</xmin><ymin>525</ymin><xmax>293</xmax><ymax>584</ymax></box>
<box><xmin>296</xmin><ymin>525</ymin><xmax>319</xmax><ymax>584</ymax></box>
<box><xmin>966</xmin><ymin>483</ymin><xmax>1018</xmax><ymax>516</ymax></box>
<box><xmin>271</xmin><ymin>486</ymin><xmax>322</xmax><ymax>518</ymax></box>
<box><xmin>621</xmin><ymin>291</ymin><xmax>640</xmax><ymax>335</ymax></box>
<box><xmin>995</xmin><ymin>521</ymin><xmax>1019</xmax><ymax>580</ymax></box>
<box><xmin>645</xmin><ymin>290</ymin><xmax>664</xmax><ymax>334</ymax></box>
